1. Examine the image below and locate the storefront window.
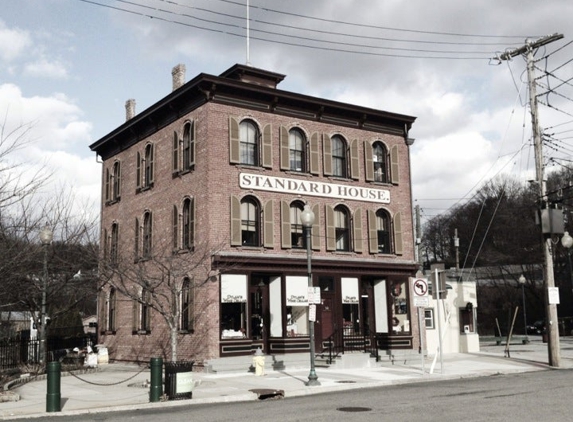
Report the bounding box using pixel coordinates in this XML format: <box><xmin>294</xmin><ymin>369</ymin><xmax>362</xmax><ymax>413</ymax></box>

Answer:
<box><xmin>221</xmin><ymin>274</ymin><xmax>247</xmax><ymax>339</ymax></box>
<box><xmin>342</xmin><ymin>278</ymin><xmax>359</xmax><ymax>335</ymax></box>
<box><xmin>390</xmin><ymin>280</ymin><xmax>410</xmax><ymax>333</ymax></box>
<box><xmin>286</xmin><ymin>276</ymin><xmax>309</xmax><ymax>337</ymax></box>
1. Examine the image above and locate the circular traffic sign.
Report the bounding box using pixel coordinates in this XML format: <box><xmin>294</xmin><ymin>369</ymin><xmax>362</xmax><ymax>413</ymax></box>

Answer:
<box><xmin>413</xmin><ymin>279</ymin><xmax>428</xmax><ymax>296</ymax></box>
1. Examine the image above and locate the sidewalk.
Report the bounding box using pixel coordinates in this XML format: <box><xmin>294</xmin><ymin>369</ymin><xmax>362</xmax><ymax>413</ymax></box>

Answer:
<box><xmin>1</xmin><ymin>336</ymin><xmax>572</xmax><ymax>420</ymax></box>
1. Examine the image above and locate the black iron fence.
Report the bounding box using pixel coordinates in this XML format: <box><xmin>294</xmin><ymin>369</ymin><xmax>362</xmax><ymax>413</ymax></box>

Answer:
<box><xmin>0</xmin><ymin>335</ymin><xmax>94</xmax><ymax>370</ymax></box>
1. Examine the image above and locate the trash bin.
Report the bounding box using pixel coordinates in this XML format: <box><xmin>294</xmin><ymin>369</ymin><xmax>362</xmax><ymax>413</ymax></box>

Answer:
<box><xmin>164</xmin><ymin>361</ymin><xmax>194</xmax><ymax>400</ymax></box>
<box><xmin>253</xmin><ymin>348</ymin><xmax>265</xmax><ymax>376</ymax></box>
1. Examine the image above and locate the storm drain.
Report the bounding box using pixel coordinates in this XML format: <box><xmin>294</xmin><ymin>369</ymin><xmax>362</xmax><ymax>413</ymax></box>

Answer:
<box><xmin>249</xmin><ymin>389</ymin><xmax>285</xmax><ymax>400</ymax></box>
<box><xmin>336</xmin><ymin>380</ymin><xmax>356</xmax><ymax>384</ymax></box>
<box><xmin>337</xmin><ymin>407</ymin><xmax>372</xmax><ymax>412</ymax></box>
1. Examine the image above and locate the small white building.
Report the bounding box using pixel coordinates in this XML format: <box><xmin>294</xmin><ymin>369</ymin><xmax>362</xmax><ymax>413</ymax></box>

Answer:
<box><xmin>425</xmin><ymin>269</ymin><xmax>479</xmax><ymax>354</ymax></box>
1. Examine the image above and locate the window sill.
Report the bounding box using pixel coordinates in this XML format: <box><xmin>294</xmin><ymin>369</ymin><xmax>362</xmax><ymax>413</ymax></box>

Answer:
<box><xmin>105</xmin><ymin>198</ymin><xmax>121</xmax><ymax>206</ymax></box>
<box><xmin>132</xmin><ymin>330</ymin><xmax>151</xmax><ymax>335</ymax></box>
<box><xmin>100</xmin><ymin>330</ymin><xmax>116</xmax><ymax>335</ymax></box>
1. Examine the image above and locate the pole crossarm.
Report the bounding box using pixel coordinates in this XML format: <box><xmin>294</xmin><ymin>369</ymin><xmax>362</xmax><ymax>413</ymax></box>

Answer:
<box><xmin>498</xmin><ymin>33</ymin><xmax>564</xmax><ymax>61</ymax></box>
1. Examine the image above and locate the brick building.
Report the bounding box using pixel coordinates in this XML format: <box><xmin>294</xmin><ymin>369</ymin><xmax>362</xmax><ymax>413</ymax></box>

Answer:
<box><xmin>89</xmin><ymin>63</ymin><xmax>420</xmax><ymax>365</ymax></box>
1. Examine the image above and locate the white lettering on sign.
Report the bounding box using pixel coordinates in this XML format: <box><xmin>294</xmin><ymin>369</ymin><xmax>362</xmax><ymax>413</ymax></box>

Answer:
<box><xmin>239</xmin><ymin>173</ymin><xmax>390</xmax><ymax>204</ymax></box>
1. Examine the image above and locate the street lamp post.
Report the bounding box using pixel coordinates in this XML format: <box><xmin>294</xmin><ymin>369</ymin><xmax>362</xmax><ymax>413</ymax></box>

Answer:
<box><xmin>300</xmin><ymin>204</ymin><xmax>319</xmax><ymax>386</ymax></box>
<box><xmin>518</xmin><ymin>274</ymin><xmax>529</xmax><ymax>344</ymax></box>
<box><xmin>561</xmin><ymin>231</ymin><xmax>573</xmax><ymax>289</ymax></box>
<box><xmin>39</xmin><ymin>225</ymin><xmax>53</xmax><ymax>365</ymax></box>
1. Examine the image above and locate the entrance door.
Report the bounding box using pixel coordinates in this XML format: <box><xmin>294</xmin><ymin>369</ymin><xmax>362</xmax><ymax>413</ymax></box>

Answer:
<box><xmin>250</xmin><ymin>278</ymin><xmax>269</xmax><ymax>352</ymax></box>
<box><xmin>317</xmin><ymin>276</ymin><xmax>338</xmax><ymax>352</ymax></box>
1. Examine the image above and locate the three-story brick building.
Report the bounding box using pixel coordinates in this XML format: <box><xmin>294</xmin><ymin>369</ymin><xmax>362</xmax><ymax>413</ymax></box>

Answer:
<box><xmin>90</xmin><ymin>63</ymin><xmax>419</xmax><ymax>365</ymax></box>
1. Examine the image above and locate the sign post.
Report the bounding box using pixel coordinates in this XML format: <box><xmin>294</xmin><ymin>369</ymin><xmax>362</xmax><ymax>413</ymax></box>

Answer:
<box><xmin>411</xmin><ymin>277</ymin><xmax>428</xmax><ymax>375</ymax></box>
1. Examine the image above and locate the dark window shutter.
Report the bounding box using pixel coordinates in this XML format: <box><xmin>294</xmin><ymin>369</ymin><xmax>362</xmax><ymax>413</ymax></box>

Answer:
<box><xmin>280</xmin><ymin>126</ymin><xmax>290</xmax><ymax>170</ymax></box>
<box><xmin>173</xmin><ymin>132</ymin><xmax>179</xmax><ymax>172</ymax></box>
<box><xmin>394</xmin><ymin>211</ymin><xmax>403</xmax><ymax>255</ymax></box>
<box><xmin>230</xmin><ymin>196</ymin><xmax>241</xmax><ymax>246</ymax></box>
<box><xmin>353</xmin><ymin>208</ymin><xmax>363</xmax><ymax>253</ymax></box>
<box><xmin>364</xmin><ymin>140</ymin><xmax>374</xmax><ymax>182</ymax></box>
<box><xmin>350</xmin><ymin>139</ymin><xmax>360</xmax><ymax>180</ymax></box>
<box><xmin>281</xmin><ymin>200</ymin><xmax>291</xmax><ymax>248</ymax></box>
<box><xmin>310</xmin><ymin>132</ymin><xmax>320</xmax><ymax>175</ymax></box>
<box><xmin>263</xmin><ymin>199</ymin><xmax>274</xmax><ymax>247</ymax></box>
<box><xmin>390</xmin><ymin>145</ymin><xmax>400</xmax><ymax>184</ymax></box>
<box><xmin>323</xmin><ymin>135</ymin><xmax>332</xmax><ymax>176</ymax></box>
<box><xmin>325</xmin><ymin>205</ymin><xmax>335</xmax><ymax>251</ymax></box>
<box><xmin>262</xmin><ymin>123</ymin><xmax>273</xmax><ymax>168</ymax></box>
<box><xmin>367</xmin><ymin>210</ymin><xmax>378</xmax><ymax>253</ymax></box>
<box><xmin>229</xmin><ymin>117</ymin><xmax>240</xmax><ymax>164</ymax></box>
<box><xmin>136</xmin><ymin>152</ymin><xmax>141</xmax><ymax>189</ymax></box>
<box><xmin>312</xmin><ymin>204</ymin><xmax>321</xmax><ymax>250</ymax></box>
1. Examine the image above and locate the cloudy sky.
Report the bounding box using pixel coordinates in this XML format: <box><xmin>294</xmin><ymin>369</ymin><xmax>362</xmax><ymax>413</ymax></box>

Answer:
<box><xmin>1</xmin><ymin>0</ymin><xmax>572</xmax><ymax>228</ymax></box>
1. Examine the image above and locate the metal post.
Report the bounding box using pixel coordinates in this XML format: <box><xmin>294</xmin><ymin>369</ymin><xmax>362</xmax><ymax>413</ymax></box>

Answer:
<box><xmin>305</xmin><ymin>223</ymin><xmax>319</xmax><ymax>386</ymax></box>
<box><xmin>39</xmin><ymin>241</ymin><xmax>48</xmax><ymax>365</ymax></box>
<box><xmin>150</xmin><ymin>357</ymin><xmax>163</xmax><ymax>402</ymax></box>
<box><xmin>46</xmin><ymin>361</ymin><xmax>61</xmax><ymax>412</ymax></box>
<box><xmin>521</xmin><ymin>282</ymin><xmax>529</xmax><ymax>344</ymax></box>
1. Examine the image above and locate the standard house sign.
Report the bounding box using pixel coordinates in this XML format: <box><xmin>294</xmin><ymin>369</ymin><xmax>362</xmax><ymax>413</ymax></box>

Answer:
<box><xmin>239</xmin><ymin>173</ymin><xmax>390</xmax><ymax>204</ymax></box>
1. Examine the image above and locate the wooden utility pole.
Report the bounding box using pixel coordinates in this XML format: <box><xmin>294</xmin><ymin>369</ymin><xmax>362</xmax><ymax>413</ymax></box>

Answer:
<box><xmin>498</xmin><ymin>33</ymin><xmax>564</xmax><ymax>367</ymax></box>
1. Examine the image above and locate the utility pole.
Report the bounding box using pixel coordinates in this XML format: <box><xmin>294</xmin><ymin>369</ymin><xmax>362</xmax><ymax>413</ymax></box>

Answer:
<box><xmin>498</xmin><ymin>33</ymin><xmax>564</xmax><ymax>367</ymax></box>
<box><xmin>415</xmin><ymin>205</ymin><xmax>423</xmax><ymax>271</ymax></box>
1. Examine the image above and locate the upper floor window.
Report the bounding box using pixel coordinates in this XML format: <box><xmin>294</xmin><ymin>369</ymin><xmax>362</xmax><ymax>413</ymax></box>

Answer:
<box><xmin>110</xmin><ymin>222</ymin><xmax>119</xmax><ymax>266</ymax></box>
<box><xmin>375</xmin><ymin>209</ymin><xmax>391</xmax><ymax>253</ymax></box>
<box><xmin>137</xmin><ymin>143</ymin><xmax>155</xmax><ymax>191</ymax></box>
<box><xmin>290</xmin><ymin>201</ymin><xmax>305</xmax><ymax>248</ymax></box>
<box><xmin>229</xmin><ymin>117</ymin><xmax>273</xmax><ymax>168</ymax></box>
<box><xmin>331</xmin><ymin>135</ymin><xmax>347</xmax><ymax>178</ymax></box>
<box><xmin>372</xmin><ymin>142</ymin><xmax>388</xmax><ymax>183</ymax></box>
<box><xmin>334</xmin><ymin>205</ymin><xmax>350</xmax><ymax>251</ymax></box>
<box><xmin>182</xmin><ymin>197</ymin><xmax>195</xmax><ymax>250</ymax></box>
<box><xmin>108</xmin><ymin>288</ymin><xmax>117</xmax><ymax>332</ymax></box>
<box><xmin>241</xmin><ymin>197</ymin><xmax>260</xmax><ymax>246</ymax></box>
<box><xmin>133</xmin><ymin>288</ymin><xmax>151</xmax><ymax>333</ymax></box>
<box><xmin>173</xmin><ymin>121</ymin><xmax>195</xmax><ymax>174</ymax></box>
<box><xmin>240</xmin><ymin>120</ymin><xmax>259</xmax><ymax>166</ymax></box>
<box><xmin>289</xmin><ymin>128</ymin><xmax>306</xmax><ymax>172</ymax></box>
<box><xmin>367</xmin><ymin>209</ymin><xmax>403</xmax><ymax>255</ymax></box>
<box><xmin>105</xmin><ymin>161</ymin><xmax>121</xmax><ymax>203</ymax></box>
<box><xmin>142</xmin><ymin>211</ymin><xmax>153</xmax><ymax>259</ymax></box>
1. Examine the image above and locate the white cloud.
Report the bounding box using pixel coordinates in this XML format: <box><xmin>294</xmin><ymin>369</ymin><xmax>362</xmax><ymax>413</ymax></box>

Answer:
<box><xmin>24</xmin><ymin>58</ymin><xmax>69</xmax><ymax>79</ymax></box>
<box><xmin>0</xmin><ymin>21</ymin><xmax>32</xmax><ymax>62</ymax></box>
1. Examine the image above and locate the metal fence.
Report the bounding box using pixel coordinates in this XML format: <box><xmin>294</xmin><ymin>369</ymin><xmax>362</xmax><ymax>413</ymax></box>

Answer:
<box><xmin>0</xmin><ymin>336</ymin><xmax>94</xmax><ymax>370</ymax></box>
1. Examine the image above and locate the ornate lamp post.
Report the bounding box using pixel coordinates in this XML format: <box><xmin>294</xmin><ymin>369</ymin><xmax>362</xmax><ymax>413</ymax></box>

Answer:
<box><xmin>39</xmin><ymin>225</ymin><xmax>53</xmax><ymax>365</ymax></box>
<box><xmin>300</xmin><ymin>204</ymin><xmax>319</xmax><ymax>386</ymax></box>
<box><xmin>561</xmin><ymin>231</ymin><xmax>573</xmax><ymax>288</ymax></box>
<box><xmin>518</xmin><ymin>274</ymin><xmax>529</xmax><ymax>344</ymax></box>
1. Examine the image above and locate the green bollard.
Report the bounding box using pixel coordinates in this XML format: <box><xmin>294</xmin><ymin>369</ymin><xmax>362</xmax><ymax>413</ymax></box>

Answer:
<box><xmin>46</xmin><ymin>361</ymin><xmax>61</xmax><ymax>412</ymax></box>
<box><xmin>149</xmin><ymin>357</ymin><xmax>163</xmax><ymax>402</ymax></box>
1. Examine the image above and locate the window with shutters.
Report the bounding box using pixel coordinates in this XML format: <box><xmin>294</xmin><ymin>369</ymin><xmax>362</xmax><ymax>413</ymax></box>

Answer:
<box><xmin>372</xmin><ymin>142</ymin><xmax>388</xmax><ymax>183</ymax></box>
<box><xmin>105</xmin><ymin>160</ymin><xmax>121</xmax><ymax>204</ymax></box>
<box><xmin>108</xmin><ymin>288</ymin><xmax>117</xmax><ymax>332</ymax></box>
<box><xmin>241</xmin><ymin>197</ymin><xmax>260</xmax><ymax>246</ymax></box>
<box><xmin>240</xmin><ymin>120</ymin><xmax>259</xmax><ymax>166</ymax></box>
<box><xmin>134</xmin><ymin>288</ymin><xmax>151</xmax><ymax>333</ymax></box>
<box><xmin>290</xmin><ymin>201</ymin><xmax>305</xmax><ymax>249</ymax></box>
<box><xmin>289</xmin><ymin>128</ymin><xmax>306</xmax><ymax>172</ymax></box>
<box><xmin>331</xmin><ymin>135</ymin><xmax>347</xmax><ymax>178</ymax></box>
<box><xmin>110</xmin><ymin>222</ymin><xmax>119</xmax><ymax>267</ymax></box>
<box><xmin>137</xmin><ymin>143</ymin><xmax>155</xmax><ymax>192</ymax></box>
<box><xmin>334</xmin><ymin>205</ymin><xmax>350</xmax><ymax>251</ymax></box>
<box><xmin>182</xmin><ymin>197</ymin><xmax>194</xmax><ymax>250</ymax></box>
<box><xmin>182</xmin><ymin>121</ymin><xmax>195</xmax><ymax>172</ymax></box>
<box><xmin>142</xmin><ymin>211</ymin><xmax>152</xmax><ymax>259</ymax></box>
<box><xmin>180</xmin><ymin>277</ymin><xmax>194</xmax><ymax>332</ymax></box>
<box><xmin>376</xmin><ymin>209</ymin><xmax>392</xmax><ymax>254</ymax></box>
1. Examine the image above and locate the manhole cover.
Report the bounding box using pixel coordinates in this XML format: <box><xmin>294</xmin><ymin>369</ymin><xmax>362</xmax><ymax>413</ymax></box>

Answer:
<box><xmin>337</xmin><ymin>407</ymin><xmax>372</xmax><ymax>412</ymax></box>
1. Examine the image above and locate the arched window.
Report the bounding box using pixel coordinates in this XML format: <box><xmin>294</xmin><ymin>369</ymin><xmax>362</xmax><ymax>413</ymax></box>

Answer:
<box><xmin>180</xmin><ymin>277</ymin><xmax>194</xmax><ymax>332</ymax></box>
<box><xmin>182</xmin><ymin>121</ymin><xmax>195</xmax><ymax>171</ymax></box>
<box><xmin>376</xmin><ymin>209</ymin><xmax>391</xmax><ymax>253</ymax></box>
<box><xmin>112</xmin><ymin>161</ymin><xmax>121</xmax><ymax>199</ymax></box>
<box><xmin>290</xmin><ymin>201</ymin><xmax>305</xmax><ymax>248</ymax></box>
<box><xmin>142</xmin><ymin>211</ymin><xmax>152</xmax><ymax>258</ymax></box>
<box><xmin>331</xmin><ymin>135</ymin><xmax>347</xmax><ymax>178</ymax></box>
<box><xmin>144</xmin><ymin>143</ymin><xmax>154</xmax><ymax>187</ymax></box>
<box><xmin>110</xmin><ymin>223</ymin><xmax>119</xmax><ymax>266</ymax></box>
<box><xmin>372</xmin><ymin>142</ymin><xmax>388</xmax><ymax>183</ymax></box>
<box><xmin>182</xmin><ymin>197</ymin><xmax>194</xmax><ymax>249</ymax></box>
<box><xmin>241</xmin><ymin>197</ymin><xmax>260</xmax><ymax>246</ymax></box>
<box><xmin>239</xmin><ymin>120</ymin><xmax>259</xmax><ymax>166</ymax></box>
<box><xmin>334</xmin><ymin>205</ymin><xmax>350</xmax><ymax>251</ymax></box>
<box><xmin>108</xmin><ymin>288</ymin><xmax>116</xmax><ymax>332</ymax></box>
<box><xmin>289</xmin><ymin>128</ymin><xmax>306</xmax><ymax>172</ymax></box>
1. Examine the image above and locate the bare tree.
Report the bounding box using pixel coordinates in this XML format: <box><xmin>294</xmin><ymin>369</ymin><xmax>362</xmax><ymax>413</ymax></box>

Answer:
<box><xmin>99</xmin><ymin>229</ymin><xmax>230</xmax><ymax>362</ymax></box>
